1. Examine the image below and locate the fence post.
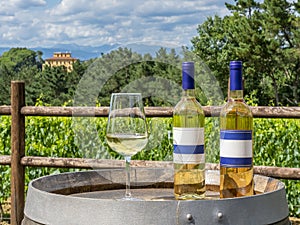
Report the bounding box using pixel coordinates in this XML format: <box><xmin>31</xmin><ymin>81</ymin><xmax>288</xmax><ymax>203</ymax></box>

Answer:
<box><xmin>11</xmin><ymin>81</ymin><xmax>25</xmax><ymax>225</ymax></box>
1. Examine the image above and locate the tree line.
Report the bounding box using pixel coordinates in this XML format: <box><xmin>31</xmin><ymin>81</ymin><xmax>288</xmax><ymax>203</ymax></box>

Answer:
<box><xmin>192</xmin><ymin>0</ymin><xmax>300</xmax><ymax>106</ymax></box>
<box><xmin>0</xmin><ymin>0</ymin><xmax>299</xmax><ymax>107</ymax></box>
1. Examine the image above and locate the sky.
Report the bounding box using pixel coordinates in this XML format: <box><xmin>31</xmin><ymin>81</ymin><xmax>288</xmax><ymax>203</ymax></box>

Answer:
<box><xmin>0</xmin><ymin>0</ymin><xmax>235</xmax><ymax>48</ymax></box>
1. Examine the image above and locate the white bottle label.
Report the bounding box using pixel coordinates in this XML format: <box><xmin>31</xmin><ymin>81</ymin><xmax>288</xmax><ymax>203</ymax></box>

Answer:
<box><xmin>220</xmin><ymin>130</ymin><xmax>253</xmax><ymax>167</ymax></box>
<box><xmin>173</xmin><ymin>127</ymin><xmax>205</xmax><ymax>164</ymax></box>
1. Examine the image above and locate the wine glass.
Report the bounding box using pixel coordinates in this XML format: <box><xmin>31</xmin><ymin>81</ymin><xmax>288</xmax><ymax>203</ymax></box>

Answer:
<box><xmin>106</xmin><ymin>93</ymin><xmax>148</xmax><ymax>200</ymax></box>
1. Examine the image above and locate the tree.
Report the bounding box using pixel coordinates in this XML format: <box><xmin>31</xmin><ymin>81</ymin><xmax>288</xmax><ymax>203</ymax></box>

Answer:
<box><xmin>0</xmin><ymin>48</ymin><xmax>39</xmax><ymax>105</ymax></box>
<box><xmin>73</xmin><ymin>47</ymin><xmax>185</xmax><ymax>107</ymax></box>
<box><xmin>0</xmin><ymin>64</ymin><xmax>14</xmax><ymax>105</ymax></box>
<box><xmin>36</xmin><ymin>50</ymin><xmax>44</xmax><ymax>70</ymax></box>
<box><xmin>192</xmin><ymin>0</ymin><xmax>300</xmax><ymax>106</ymax></box>
<box><xmin>35</xmin><ymin>66</ymin><xmax>70</xmax><ymax>105</ymax></box>
<box><xmin>0</xmin><ymin>48</ymin><xmax>37</xmax><ymax>71</ymax></box>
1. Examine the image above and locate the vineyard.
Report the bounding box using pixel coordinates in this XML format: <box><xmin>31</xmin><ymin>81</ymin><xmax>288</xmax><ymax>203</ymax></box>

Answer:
<box><xmin>0</xmin><ymin>114</ymin><xmax>299</xmax><ymax>218</ymax></box>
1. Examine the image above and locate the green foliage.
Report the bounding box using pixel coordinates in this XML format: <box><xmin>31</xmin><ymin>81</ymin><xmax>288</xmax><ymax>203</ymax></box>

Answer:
<box><xmin>0</xmin><ymin>6</ymin><xmax>299</xmax><ymax>216</ymax></box>
<box><xmin>192</xmin><ymin>0</ymin><xmax>300</xmax><ymax>106</ymax></box>
<box><xmin>0</xmin><ymin>48</ymin><xmax>39</xmax><ymax>105</ymax></box>
<box><xmin>0</xmin><ymin>48</ymin><xmax>91</xmax><ymax>106</ymax></box>
<box><xmin>78</xmin><ymin>47</ymin><xmax>183</xmax><ymax>107</ymax></box>
<box><xmin>1</xmin><ymin>39</ymin><xmax>299</xmax><ymax>106</ymax></box>
<box><xmin>254</xmin><ymin>118</ymin><xmax>300</xmax><ymax>166</ymax></box>
<box><xmin>75</xmin><ymin>46</ymin><xmax>223</xmax><ymax>109</ymax></box>
<box><xmin>27</xmin><ymin>60</ymin><xmax>89</xmax><ymax>106</ymax></box>
<box><xmin>0</xmin><ymin>115</ymin><xmax>299</xmax><ymax>217</ymax></box>
<box><xmin>254</xmin><ymin>118</ymin><xmax>300</xmax><ymax>217</ymax></box>
<box><xmin>135</xmin><ymin>117</ymin><xmax>173</xmax><ymax>161</ymax></box>
<box><xmin>0</xmin><ymin>48</ymin><xmax>37</xmax><ymax>71</ymax></box>
<box><xmin>205</xmin><ymin>117</ymin><xmax>221</xmax><ymax>163</ymax></box>
<box><xmin>0</xmin><ymin>116</ymin><xmax>11</xmax><ymax>201</ymax></box>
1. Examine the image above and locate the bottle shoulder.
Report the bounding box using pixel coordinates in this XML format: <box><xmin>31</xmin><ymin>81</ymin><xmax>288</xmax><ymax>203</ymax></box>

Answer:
<box><xmin>220</xmin><ymin>101</ymin><xmax>252</xmax><ymax>117</ymax></box>
<box><xmin>174</xmin><ymin>97</ymin><xmax>204</xmax><ymax>114</ymax></box>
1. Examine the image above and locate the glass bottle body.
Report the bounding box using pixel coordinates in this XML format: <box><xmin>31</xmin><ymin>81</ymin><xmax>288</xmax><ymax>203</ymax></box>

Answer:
<box><xmin>173</xmin><ymin>89</ymin><xmax>206</xmax><ymax>200</ymax></box>
<box><xmin>220</xmin><ymin>90</ymin><xmax>254</xmax><ymax>198</ymax></box>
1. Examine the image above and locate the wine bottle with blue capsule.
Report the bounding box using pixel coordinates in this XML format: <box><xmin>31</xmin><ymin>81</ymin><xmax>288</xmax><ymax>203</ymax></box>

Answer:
<box><xmin>220</xmin><ymin>61</ymin><xmax>254</xmax><ymax>198</ymax></box>
<box><xmin>173</xmin><ymin>62</ymin><xmax>205</xmax><ymax>200</ymax></box>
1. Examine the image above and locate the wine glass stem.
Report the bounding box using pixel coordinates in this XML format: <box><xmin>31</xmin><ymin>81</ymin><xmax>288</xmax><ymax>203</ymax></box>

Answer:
<box><xmin>125</xmin><ymin>156</ymin><xmax>132</xmax><ymax>199</ymax></box>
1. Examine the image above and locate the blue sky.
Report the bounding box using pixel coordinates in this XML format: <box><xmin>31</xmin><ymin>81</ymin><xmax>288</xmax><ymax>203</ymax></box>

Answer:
<box><xmin>0</xmin><ymin>0</ymin><xmax>235</xmax><ymax>48</ymax></box>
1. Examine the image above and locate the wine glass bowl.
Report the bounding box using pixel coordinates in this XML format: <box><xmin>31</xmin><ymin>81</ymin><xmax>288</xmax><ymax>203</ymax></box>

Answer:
<box><xmin>106</xmin><ymin>93</ymin><xmax>148</xmax><ymax>200</ymax></box>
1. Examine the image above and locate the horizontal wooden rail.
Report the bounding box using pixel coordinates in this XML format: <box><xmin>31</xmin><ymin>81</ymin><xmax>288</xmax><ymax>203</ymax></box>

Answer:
<box><xmin>1</xmin><ymin>105</ymin><xmax>300</xmax><ymax>118</ymax></box>
<box><xmin>0</xmin><ymin>155</ymin><xmax>11</xmax><ymax>165</ymax></box>
<box><xmin>0</xmin><ymin>80</ymin><xmax>300</xmax><ymax>225</ymax></box>
<box><xmin>0</xmin><ymin>106</ymin><xmax>11</xmax><ymax>115</ymax></box>
<box><xmin>1</xmin><ymin>155</ymin><xmax>299</xmax><ymax>180</ymax></box>
<box><xmin>250</xmin><ymin>106</ymin><xmax>300</xmax><ymax>118</ymax></box>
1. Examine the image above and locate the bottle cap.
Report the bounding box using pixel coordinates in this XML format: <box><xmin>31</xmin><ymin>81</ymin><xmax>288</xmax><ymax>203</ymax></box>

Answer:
<box><xmin>182</xmin><ymin>62</ymin><xmax>195</xmax><ymax>90</ymax></box>
<box><xmin>229</xmin><ymin>61</ymin><xmax>243</xmax><ymax>90</ymax></box>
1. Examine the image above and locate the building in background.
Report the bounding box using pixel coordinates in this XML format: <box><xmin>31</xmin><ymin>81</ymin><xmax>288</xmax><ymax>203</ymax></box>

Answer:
<box><xmin>43</xmin><ymin>52</ymin><xmax>77</xmax><ymax>72</ymax></box>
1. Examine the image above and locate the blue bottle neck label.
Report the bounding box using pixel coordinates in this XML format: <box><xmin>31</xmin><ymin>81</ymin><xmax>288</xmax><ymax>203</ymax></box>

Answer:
<box><xmin>230</xmin><ymin>61</ymin><xmax>243</xmax><ymax>91</ymax></box>
<box><xmin>230</xmin><ymin>70</ymin><xmax>243</xmax><ymax>90</ymax></box>
<box><xmin>182</xmin><ymin>62</ymin><xmax>195</xmax><ymax>90</ymax></box>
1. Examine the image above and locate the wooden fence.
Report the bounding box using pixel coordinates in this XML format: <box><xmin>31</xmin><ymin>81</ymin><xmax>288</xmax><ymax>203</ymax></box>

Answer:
<box><xmin>0</xmin><ymin>81</ymin><xmax>300</xmax><ymax>225</ymax></box>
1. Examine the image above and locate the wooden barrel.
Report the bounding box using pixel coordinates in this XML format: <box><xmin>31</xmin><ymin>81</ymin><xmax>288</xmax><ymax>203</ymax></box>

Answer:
<box><xmin>22</xmin><ymin>168</ymin><xmax>290</xmax><ymax>225</ymax></box>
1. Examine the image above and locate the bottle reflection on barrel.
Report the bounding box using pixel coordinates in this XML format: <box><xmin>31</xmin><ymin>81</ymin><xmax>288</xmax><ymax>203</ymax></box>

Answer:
<box><xmin>220</xmin><ymin>61</ymin><xmax>254</xmax><ymax>198</ymax></box>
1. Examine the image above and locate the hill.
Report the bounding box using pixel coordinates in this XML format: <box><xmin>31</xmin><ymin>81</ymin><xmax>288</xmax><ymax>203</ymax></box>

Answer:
<box><xmin>0</xmin><ymin>43</ymin><xmax>185</xmax><ymax>61</ymax></box>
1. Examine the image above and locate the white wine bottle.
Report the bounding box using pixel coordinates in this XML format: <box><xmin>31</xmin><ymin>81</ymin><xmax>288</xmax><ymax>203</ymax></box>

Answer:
<box><xmin>173</xmin><ymin>61</ymin><xmax>205</xmax><ymax>200</ymax></box>
<box><xmin>220</xmin><ymin>61</ymin><xmax>254</xmax><ymax>198</ymax></box>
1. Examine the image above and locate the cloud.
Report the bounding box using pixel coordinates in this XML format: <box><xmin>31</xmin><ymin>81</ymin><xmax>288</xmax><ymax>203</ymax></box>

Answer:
<box><xmin>49</xmin><ymin>0</ymin><xmax>131</xmax><ymax>17</ymax></box>
<box><xmin>134</xmin><ymin>1</ymin><xmax>200</xmax><ymax>17</ymax></box>
<box><xmin>0</xmin><ymin>0</ymin><xmax>46</xmax><ymax>11</ymax></box>
<box><xmin>0</xmin><ymin>0</ymin><xmax>233</xmax><ymax>47</ymax></box>
<box><xmin>15</xmin><ymin>0</ymin><xmax>46</xmax><ymax>9</ymax></box>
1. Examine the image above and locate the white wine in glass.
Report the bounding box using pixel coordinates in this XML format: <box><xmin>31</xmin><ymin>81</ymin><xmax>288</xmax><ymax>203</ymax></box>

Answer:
<box><xmin>106</xmin><ymin>93</ymin><xmax>148</xmax><ymax>200</ymax></box>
